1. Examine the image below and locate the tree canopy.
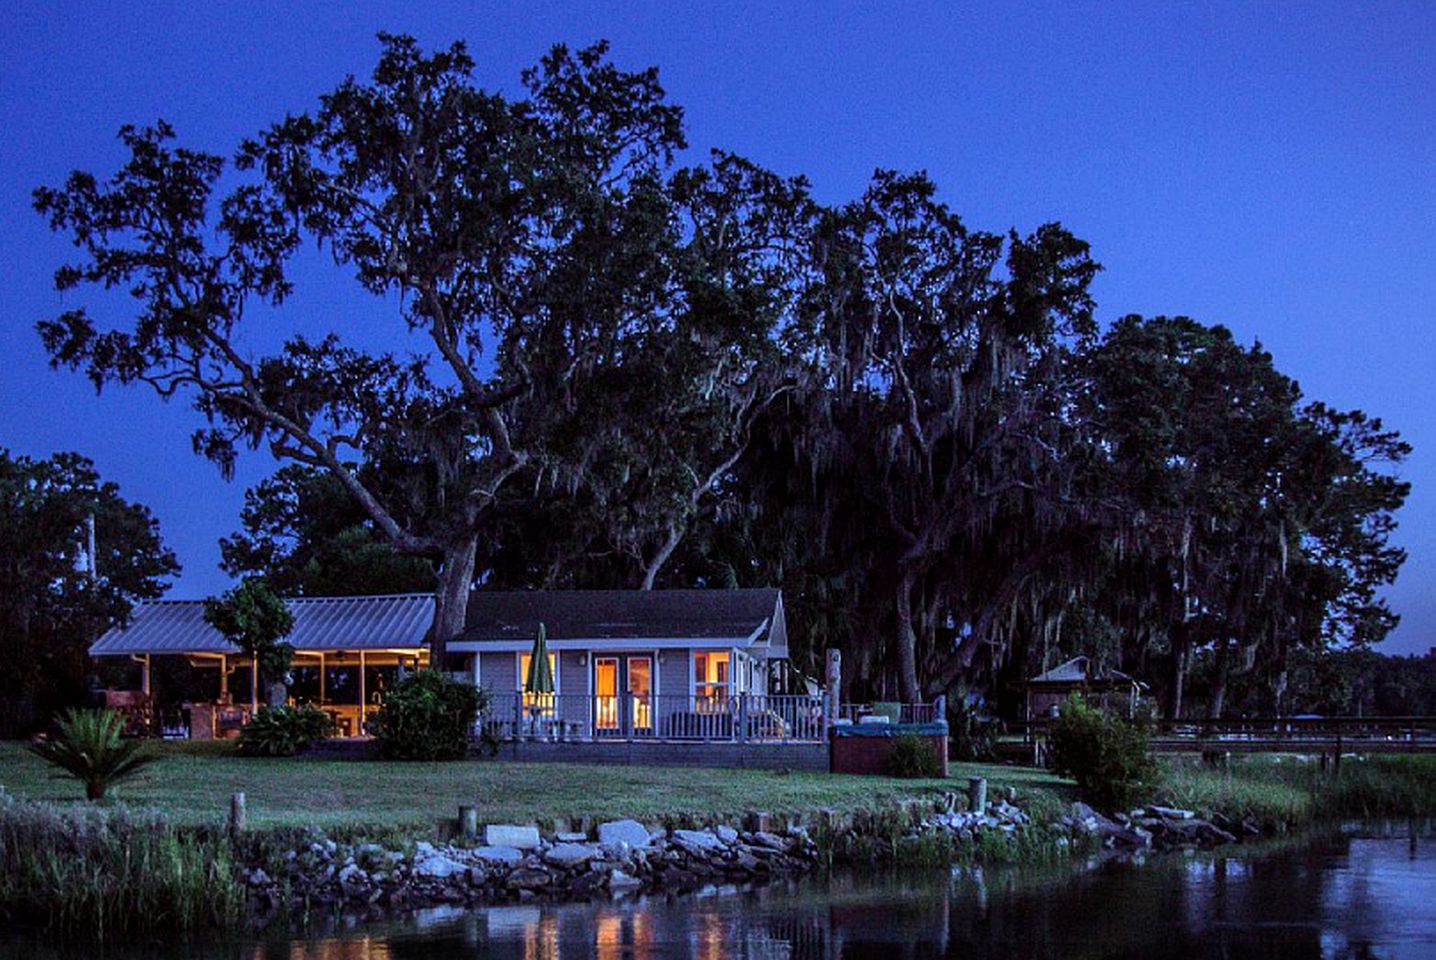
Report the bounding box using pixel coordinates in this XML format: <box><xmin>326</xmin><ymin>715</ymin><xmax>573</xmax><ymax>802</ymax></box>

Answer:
<box><xmin>38</xmin><ymin>34</ymin><xmax>1410</xmax><ymax>713</ymax></box>
<box><xmin>0</xmin><ymin>450</ymin><xmax>177</xmax><ymax>735</ymax></box>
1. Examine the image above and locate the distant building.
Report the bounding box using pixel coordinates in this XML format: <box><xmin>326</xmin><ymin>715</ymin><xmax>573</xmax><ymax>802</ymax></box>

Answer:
<box><xmin>1017</xmin><ymin>656</ymin><xmax>1145</xmax><ymax>721</ymax></box>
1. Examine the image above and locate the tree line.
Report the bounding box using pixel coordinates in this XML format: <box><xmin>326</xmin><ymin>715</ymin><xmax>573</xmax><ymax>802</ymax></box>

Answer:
<box><xmin>32</xmin><ymin>35</ymin><xmax>1409</xmax><ymax>717</ymax></box>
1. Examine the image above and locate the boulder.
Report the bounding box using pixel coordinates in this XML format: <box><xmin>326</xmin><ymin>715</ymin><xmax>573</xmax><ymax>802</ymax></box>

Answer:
<box><xmin>556</xmin><ymin>831</ymin><xmax>589</xmax><ymax>843</ymax></box>
<box><xmin>1148</xmin><ymin>805</ymin><xmax>1196</xmax><ymax>820</ymax></box>
<box><xmin>672</xmin><ymin>829</ymin><xmax>725</xmax><ymax>853</ymax></box>
<box><xmin>609</xmin><ymin>869</ymin><xmax>642</xmax><ymax>890</ymax></box>
<box><xmin>506</xmin><ymin>867</ymin><xmax>553</xmax><ymax>890</ymax></box>
<box><xmin>472</xmin><ymin>845</ymin><xmax>524</xmax><ymax>864</ymax></box>
<box><xmin>544</xmin><ymin>843</ymin><xmax>599</xmax><ymax>868</ymax></box>
<box><xmin>485</xmin><ymin>824</ymin><xmax>541</xmax><ymax>849</ymax></box>
<box><xmin>597</xmin><ymin>819</ymin><xmax>652</xmax><ymax>848</ymax></box>
<box><xmin>715</xmin><ymin>825</ymin><xmax>739</xmax><ymax>844</ymax></box>
<box><xmin>413</xmin><ymin>854</ymin><xmax>468</xmax><ymax>879</ymax></box>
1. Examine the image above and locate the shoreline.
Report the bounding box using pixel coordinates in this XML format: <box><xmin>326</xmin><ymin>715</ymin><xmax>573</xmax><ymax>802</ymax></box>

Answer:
<box><xmin>4</xmin><ymin>752</ymin><xmax>1435</xmax><ymax>939</ymax></box>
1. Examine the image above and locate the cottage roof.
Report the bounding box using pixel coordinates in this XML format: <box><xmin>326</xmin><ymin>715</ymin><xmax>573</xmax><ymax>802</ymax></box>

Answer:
<box><xmin>88</xmin><ymin>594</ymin><xmax>434</xmax><ymax>657</ymax></box>
<box><xmin>1026</xmin><ymin>656</ymin><xmax>1142</xmax><ymax>687</ymax></box>
<box><xmin>450</xmin><ymin>588</ymin><xmax>787</xmax><ymax>655</ymax></box>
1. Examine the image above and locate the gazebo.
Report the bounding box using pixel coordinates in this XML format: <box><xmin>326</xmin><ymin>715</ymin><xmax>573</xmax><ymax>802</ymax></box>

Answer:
<box><xmin>1016</xmin><ymin>656</ymin><xmax>1146</xmax><ymax>721</ymax></box>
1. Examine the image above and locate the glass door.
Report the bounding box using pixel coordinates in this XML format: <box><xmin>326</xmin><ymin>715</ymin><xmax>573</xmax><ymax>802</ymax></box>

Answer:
<box><xmin>627</xmin><ymin>656</ymin><xmax>653</xmax><ymax>734</ymax></box>
<box><xmin>594</xmin><ymin>657</ymin><xmax>619</xmax><ymax>735</ymax></box>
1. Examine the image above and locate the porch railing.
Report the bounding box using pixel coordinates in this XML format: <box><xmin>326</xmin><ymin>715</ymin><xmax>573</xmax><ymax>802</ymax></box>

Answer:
<box><xmin>480</xmin><ymin>692</ymin><xmax>830</xmax><ymax>743</ymax></box>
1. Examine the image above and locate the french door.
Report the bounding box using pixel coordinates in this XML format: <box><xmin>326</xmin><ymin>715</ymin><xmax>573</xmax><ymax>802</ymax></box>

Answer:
<box><xmin>594</xmin><ymin>655</ymin><xmax>653</xmax><ymax>738</ymax></box>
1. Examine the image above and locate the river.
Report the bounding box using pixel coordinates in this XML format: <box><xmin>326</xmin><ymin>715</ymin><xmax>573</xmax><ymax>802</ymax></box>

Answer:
<box><xmin>6</xmin><ymin>822</ymin><xmax>1435</xmax><ymax>959</ymax></box>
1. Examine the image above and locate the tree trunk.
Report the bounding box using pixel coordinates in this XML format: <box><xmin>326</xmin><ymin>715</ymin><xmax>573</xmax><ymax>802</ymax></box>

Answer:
<box><xmin>1207</xmin><ymin>642</ymin><xmax>1231</xmax><ymax>719</ymax></box>
<box><xmin>895</xmin><ymin>570</ymin><xmax>922</xmax><ymax>704</ymax></box>
<box><xmin>430</xmin><ymin>537</ymin><xmax>478</xmax><ymax>667</ymax></box>
<box><xmin>1169</xmin><ymin>637</ymin><xmax>1188</xmax><ymax>720</ymax></box>
<box><xmin>641</xmin><ymin>524</ymin><xmax>682</xmax><ymax>591</ymax></box>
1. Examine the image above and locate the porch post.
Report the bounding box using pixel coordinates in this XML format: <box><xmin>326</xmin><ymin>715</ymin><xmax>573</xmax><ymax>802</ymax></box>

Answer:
<box><xmin>318</xmin><ymin>652</ymin><xmax>326</xmax><ymax>703</ymax></box>
<box><xmin>219</xmin><ymin>654</ymin><xmax>229</xmax><ymax>699</ymax></box>
<box><xmin>359</xmin><ymin>650</ymin><xmax>367</xmax><ymax>733</ymax></box>
<box><xmin>249</xmin><ymin>655</ymin><xmax>259</xmax><ymax>713</ymax></box>
<box><xmin>140</xmin><ymin>653</ymin><xmax>151</xmax><ymax>696</ymax></box>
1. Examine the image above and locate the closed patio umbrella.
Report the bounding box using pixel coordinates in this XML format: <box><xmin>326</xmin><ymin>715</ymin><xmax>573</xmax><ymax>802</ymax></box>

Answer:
<box><xmin>525</xmin><ymin>622</ymin><xmax>555</xmax><ymax>696</ymax></box>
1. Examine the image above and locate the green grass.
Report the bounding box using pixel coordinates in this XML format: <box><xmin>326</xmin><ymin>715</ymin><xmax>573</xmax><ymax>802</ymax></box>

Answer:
<box><xmin>0</xmin><ymin>742</ymin><xmax>1070</xmax><ymax>832</ymax></box>
<box><xmin>1156</xmin><ymin>754</ymin><xmax>1436</xmax><ymax>830</ymax></box>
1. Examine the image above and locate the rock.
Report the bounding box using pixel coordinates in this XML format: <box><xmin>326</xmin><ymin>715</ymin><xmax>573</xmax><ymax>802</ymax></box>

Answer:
<box><xmin>609</xmin><ymin>869</ymin><xmax>642</xmax><ymax>890</ymax></box>
<box><xmin>597</xmin><ymin>819</ymin><xmax>652</xmax><ymax>848</ymax></box>
<box><xmin>751</xmin><ymin>831</ymin><xmax>790</xmax><ymax>851</ymax></box>
<box><xmin>246</xmin><ymin>868</ymin><xmax>271</xmax><ymax>887</ymax></box>
<box><xmin>544</xmin><ymin>843</ymin><xmax>599</xmax><ymax>868</ymax></box>
<box><xmin>506</xmin><ymin>867</ymin><xmax>552</xmax><ymax>890</ymax></box>
<box><xmin>715</xmin><ymin>824</ymin><xmax>739</xmax><ymax>844</ymax></box>
<box><xmin>413</xmin><ymin>854</ymin><xmax>468</xmax><ymax>879</ymax></box>
<box><xmin>672</xmin><ymin>829</ymin><xmax>725</xmax><ymax>853</ymax></box>
<box><xmin>472</xmin><ymin>845</ymin><xmax>524</xmax><ymax>864</ymax></box>
<box><xmin>485</xmin><ymin>824</ymin><xmax>542</xmax><ymax>849</ymax></box>
<box><xmin>556</xmin><ymin>831</ymin><xmax>589</xmax><ymax>843</ymax></box>
<box><xmin>600</xmin><ymin>839</ymin><xmax>632</xmax><ymax>859</ymax></box>
<box><xmin>1148</xmin><ymin>805</ymin><xmax>1195</xmax><ymax>820</ymax></box>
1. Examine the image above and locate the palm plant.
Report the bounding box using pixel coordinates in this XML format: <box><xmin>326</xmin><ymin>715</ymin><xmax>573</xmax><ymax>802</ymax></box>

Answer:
<box><xmin>27</xmin><ymin>709</ymin><xmax>157</xmax><ymax>800</ymax></box>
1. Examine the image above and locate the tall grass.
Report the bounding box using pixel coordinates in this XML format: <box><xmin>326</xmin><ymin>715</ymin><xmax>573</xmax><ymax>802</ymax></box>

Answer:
<box><xmin>1156</xmin><ymin>755</ymin><xmax>1436</xmax><ymax>830</ymax></box>
<box><xmin>0</xmin><ymin>795</ymin><xmax>243</xmax><ymax>938</ymax></box>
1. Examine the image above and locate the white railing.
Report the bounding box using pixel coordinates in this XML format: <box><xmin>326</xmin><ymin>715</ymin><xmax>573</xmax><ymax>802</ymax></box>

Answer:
<box><xmin>480</xmin><ymin>692</ymin><xmax>830</xmax><ymax>743</ymax></box>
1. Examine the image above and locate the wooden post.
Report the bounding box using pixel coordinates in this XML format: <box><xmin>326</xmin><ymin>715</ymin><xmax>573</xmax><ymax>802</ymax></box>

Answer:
<box><xmin>825</xmin><ymin>649</ymin><xmax>842</xmax><ymax>725</ymax></box>
<box><xmin>318</xmin><ymin>651</ymin><xmax>326</xmax><ymax>704</ymax></box>
<box><xmin>249</xmin><ymin>655</ymin><xmax>259</xmax><ymax>713</ymax></box>
<box><xmin>967</xmin><ymin>776</ymin><xmax>987</xmax><ymax>813</ymax></box>
<box><xmin>229</xmin><ymin>791</ymin><xmax>246</xmax><ymax>838</ymax></box>
<box><xmin>219</xmin><ymin>654</ymin><xmax>229</xmax><ymax>699</ymax></box>
<box><xmin>358</xmin><ymin>650</ymin><xmax>367</xmax><ymax>735</ymax></box>
<box><xmin>140</xmin><ymin>653</ymin><xmax>152</xmax><ymax>695</ymax></box>
<box><xmin>738</xmin><ymin>692</ymin><xmax>750</xmax><ymax>744</ymax></box>
<box><xmin>458</xmin><ymin>804</ymin><xmax>478</xmax><ymax>839</ymax></box>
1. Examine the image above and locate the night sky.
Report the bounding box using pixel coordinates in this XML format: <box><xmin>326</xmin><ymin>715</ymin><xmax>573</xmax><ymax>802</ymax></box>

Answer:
<box><xmin>2</xmin><ymin>2</ymin><xmax>1432</xmax><ymax>652</ymax></box>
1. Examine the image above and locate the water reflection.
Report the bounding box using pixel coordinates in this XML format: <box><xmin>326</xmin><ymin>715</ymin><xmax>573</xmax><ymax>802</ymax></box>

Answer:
<box><xmin>6</xmin><ymin>824</ymin><xmax>1435</xmax><ymax>960</ymax></box>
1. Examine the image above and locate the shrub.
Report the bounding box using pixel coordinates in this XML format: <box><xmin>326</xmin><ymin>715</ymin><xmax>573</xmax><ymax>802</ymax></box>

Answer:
<box><xmin>888</xmin><ymin>734</ymin><xmax>942</xmax><ymax>779</ymax></box>
<box><xmin>369</xmin><ymin>670</ymin><xmax>485</xmax><ymax>761</ymax></box>
<box><xmin>26</xmin><ymin>709</ymin><xmax>157</xmax><ymax>801</ymax></box>
<box><xmin>1047</xmin><ymin>694</ymin><xmax>1157</xmax><ymax>810</ymax></box>
<box><xmin>947</xmin><ymin>689</ymin><xmax>1000</xmax><ymax>762</ymax></box>
<box><xmin>237</xmin><ymin>704</ymin><xmax>336</xmax><ymax>757</ymax></box>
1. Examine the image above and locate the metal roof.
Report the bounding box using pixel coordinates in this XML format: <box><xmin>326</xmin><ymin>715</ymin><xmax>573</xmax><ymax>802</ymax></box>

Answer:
<box><xmin>89</xmin><ymin>594</ymin><xmax>435</xmax><ymax>657</ymax></box>
<box><xmin>453</xmin><ymin>588</ymin><xmax>786</xmax><ymax>653</ymax></box>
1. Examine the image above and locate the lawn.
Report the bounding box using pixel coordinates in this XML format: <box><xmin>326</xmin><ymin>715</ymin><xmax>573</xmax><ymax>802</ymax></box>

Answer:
<box><xmin>0</xmin><ymin>742</ymin><xmax>1071</xmax><ymax>831</ymax></box>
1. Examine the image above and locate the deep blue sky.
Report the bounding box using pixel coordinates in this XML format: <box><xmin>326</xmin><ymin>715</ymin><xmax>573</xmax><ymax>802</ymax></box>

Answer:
<box><xmin>2</xmin><ymin>2</ymin><xmax>1432</xmax><ymax>652</ymax></box>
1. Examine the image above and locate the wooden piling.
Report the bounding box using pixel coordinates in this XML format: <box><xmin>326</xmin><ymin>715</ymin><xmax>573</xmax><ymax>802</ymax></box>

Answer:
<box><xmin>459</xmin><ymin>804</ymin><xmax>479</xmax><ymax>839</ymax></box>
<box><xmin>967</xmin><ymin>776</ymin><xmax>987</xmax><ymax>813</ymax></box>
<box><xmin>229</xmin><ymin>791</ymin><xmax>246</xmax><ymax>838</ymax></box>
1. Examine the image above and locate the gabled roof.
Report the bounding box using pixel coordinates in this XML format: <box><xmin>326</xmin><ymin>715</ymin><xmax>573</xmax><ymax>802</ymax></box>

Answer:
<box><xmin>89</xmin><ymin>594</ymin><xmax>435</xmax><ymax>657</ymax></box>
<box><xmin>1026</xmin><ymin>656</ymin><xmax>1141</xmax><ymax>686</ymax></box>
<box><xmin>450</xmin><ymin>588</ymin><xmax>787</xmax><ymax>655</ymax></box>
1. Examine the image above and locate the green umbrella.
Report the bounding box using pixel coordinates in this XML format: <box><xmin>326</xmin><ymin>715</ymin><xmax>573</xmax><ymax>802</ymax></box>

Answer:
<box><xmin>525</xmin><ymin>622</ymin><xmax>555</xmax><ymax>696</ymax></box>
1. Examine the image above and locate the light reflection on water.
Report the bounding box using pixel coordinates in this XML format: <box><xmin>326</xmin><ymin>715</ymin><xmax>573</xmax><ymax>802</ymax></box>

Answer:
<box><xmin>6</xmin><ymin>823</ymin><xmax>1436</xmax><ymax>960</ymax></box>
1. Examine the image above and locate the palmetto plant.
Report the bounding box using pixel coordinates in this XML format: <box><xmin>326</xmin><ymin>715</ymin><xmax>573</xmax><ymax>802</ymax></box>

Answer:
<box><xmin>27</xmin><ymin>709</ymin><xmax>157</xmax><ymax>800</ymax></box>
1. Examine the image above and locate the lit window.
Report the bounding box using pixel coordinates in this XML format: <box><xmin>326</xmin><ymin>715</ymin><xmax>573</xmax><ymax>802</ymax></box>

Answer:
<box><xmin>694</xmin><ymin>651</ymin><xmax>730</xmax><ymax>708</ymax></box>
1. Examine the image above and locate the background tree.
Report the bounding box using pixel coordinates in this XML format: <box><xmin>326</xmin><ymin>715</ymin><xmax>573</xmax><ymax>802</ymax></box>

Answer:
<box><xmin>1073</xmin><ymin>316</ymin><xmax>1409</xmax><ymax>717</ymax></box>
<box><xmin>203</xmin><ymin>578</ymin><xmax>295</xmax><ymax>706</ymax></box>
<box><xmin>221</xmin><ymin>464</ymin><xmax>433</xmax><ymax>596</ymax></box>
<box><xmin>35</xmin><ymin>36</ymin><xmax>690</xmax><ymax>661</ymax></box>
<box><xmin>0</xmin><ymin>450</ymin><xmax>177</xmax><ymax>736</ymax></box>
